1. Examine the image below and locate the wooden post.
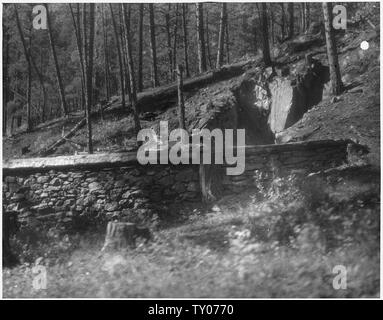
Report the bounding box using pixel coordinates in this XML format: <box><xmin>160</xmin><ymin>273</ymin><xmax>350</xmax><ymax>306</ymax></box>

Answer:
<box><xmin>176</xmin><ymin>64</ymin><xmax>185</xmax><ymax>130</ymax></box>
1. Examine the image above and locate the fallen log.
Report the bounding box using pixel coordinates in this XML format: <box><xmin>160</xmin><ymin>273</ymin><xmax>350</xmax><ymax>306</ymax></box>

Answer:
<box><xmin>36</xmin><ymin>60</ymin><xmax>256</xmax><ymax>157</ymax></box>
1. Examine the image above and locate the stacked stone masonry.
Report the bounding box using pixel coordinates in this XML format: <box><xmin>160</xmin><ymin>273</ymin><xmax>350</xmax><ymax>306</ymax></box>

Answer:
<box><xmin>3</xmin><ymin>140</ymin><xmax>356</xmax><ymax>228</ymax></box>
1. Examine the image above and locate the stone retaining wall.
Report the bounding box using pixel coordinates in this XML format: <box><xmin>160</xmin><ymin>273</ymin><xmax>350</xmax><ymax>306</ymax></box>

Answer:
<box><xmin>2</xmin><ymin>139</ymin><xmax>358</xmax><ymax>229</ymax></box>
<box><xmin>3</xmin><ymin>164</ymin><xmax>200</xmax><ymax>228</ymax></box>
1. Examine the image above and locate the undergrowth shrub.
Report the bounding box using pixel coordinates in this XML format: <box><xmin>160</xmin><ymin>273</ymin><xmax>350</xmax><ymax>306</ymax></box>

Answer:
<box><xmin>247</xmin><ymin>173</ymin><xmax>380</xmax><ymax>251</ymax></box>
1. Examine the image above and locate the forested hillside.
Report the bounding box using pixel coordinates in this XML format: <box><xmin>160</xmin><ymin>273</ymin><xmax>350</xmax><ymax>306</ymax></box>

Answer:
<box><xmin>2</xmin><ymin>2</ymin><xmax>380</xmax><ymax>299</ymax></box>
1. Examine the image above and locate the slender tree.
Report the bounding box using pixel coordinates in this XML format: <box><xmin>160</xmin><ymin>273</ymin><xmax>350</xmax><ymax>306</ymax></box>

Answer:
<box><xmin>149</xmin><ymin>4</ymin><xmax>159</xmax><ymax>87</ymax></box>
<box><xmin>176</xmin><ymin>64</ymin><xmax>185</xmax><ymax>130</ymax></box>
<box><xmin>172</xmin><ymin>4</ymin><xmax>180</xmax><ymax>80</ymax></box>
<box><xmin>101</xmin><ymin>4</ymin><xmax>110</xmax><ymax>101</ymax></box>
<box><xmin>137</xmin><ymin>4</ymin><xmax>144</xmax><ymax>92</ymax></box>
<box><xmin>288</xmin><ymin>3</ymin><xmax>294</xmax><ymax>39</ymax></box>
<box><xmin>225</xmin><ymin>14</ymin><xmax>230</xmax><ymax>63</ymax></box>
<box><xmin>26</xmin><ymin>35</ymin><xmax>32</xmax><ymax>130</ymax></box>
<box><xmin>216</xmin><ymin>3</ymin><xmax>227</xmax><ymax>69</ymax></box>
<box><xmin>322</xmin><ymin>2</ymin><xmax>343</xmax><ymax>95</ymax></box>
<box><xmin>182</xmin><ymin>4</ymin><xmax>190</xmax><ymax>77</ymax></box>
<box><xmin>122</xmin><ymin>3</ymin><xmax>141</xmax><ymax>136</ymax></box>
<box><xmin>205</xmin><ymin>10</ymin><xmax>212</xmax><ymax>69</ymax></box>
<box><xmin>83</xmin><ymin>3</ymin><xmax>96</xmax><ymax>153</ymax></box>
<box><xmin>45</xmin><ymin>4</ymin><xmax>68</xmax><ymax>117</ymax></box>
<box><xmin>119</xmin><ymin>5</ymin><xmax>131</xmax><ymax>100</ymax></box>
<box><xmin>3</xmin><ymin>22</ymin><xmax>10</xmax><ymax>134</ymax></box>
<box><xmin>165</xmin><ymin>5</ymin><xmax>173</xmax><ymax>81</ymax></box>
<box><xmin>196</xmin><ymin>3</ymin><xmax>207</xmax><ymax>73</ymax></box>
<box><xmin>109</xmin><ymin>3</ymin><xmax>126</xmax><ymax>108</ymax></box>
<box><xmin>280</xmin><ymin>3</ymin><xmax>285</xmax><ymax>39</ymax></box>
<box><xmin>261</xmin><ymin>3</ymin><xmax>272</xmax><ymax>66</ymax></box>
<box><xmin>305</xmin><ymin>3</ymin><xmax>310</xmax><ymax>30</ymax></box>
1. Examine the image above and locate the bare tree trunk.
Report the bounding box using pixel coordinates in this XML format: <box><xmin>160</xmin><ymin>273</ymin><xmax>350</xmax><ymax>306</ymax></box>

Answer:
<box><xmin>149</xmin><ymin>4</ymin><xmax>159</xmax><ymax>87</ymax></box>
<box><xmin>39</xmin><ymin>47</ymin><xmax>46</xmax><ymax>121</ymax></box>
<box><xmin>176</xmin><ymin>64</ymin><xmax>185</xmax><ymax>130</ymax></box>
<box><xmin>280</xmin><ymin>3</ymin><xmax>285</xmax><ymax>39</ymax></box>
<box><xmin>322</xmin><ymin>2</ymin><xmax>343</xmax><ymax>96</ymax></box>
<box><xmin>45</xmin><ymin>4</ymin><xmax>68</xmax><ymax>117</ymax></box>
<box><xmin>261</xmin><ymin>3</ymin><xmax>272</xmax><ymax>66</ymax></box>
<box><xmin>122</xmin><ymin>3</ymin><xmax>141</xmax><ymax>137</ymax></box>
<box><xmin>109</xmin><ymin>3</ymin><xmax>126</xmax><ymax>108</ymax></box>
<box><xmin>305</xmin><ymin>3</ymin><xmax>310</xmax><ymax>30</ymax></box>
<box><xmin>165</xmin><ymin>5</ymin><xmax>173</xmax><ymax>81</ymax></box>
<box><xmin>182</xmin><ymin>4</ymin><xmax>190</xmax><ymax>78</ymax></box>
<box><xmin>137</xmin><ymin>3</ymin><xmax>144</xmax><ymax>92</ymax></box>
<box><xmin>172</xmin><ymin>4</ymin><xmax>180</xmax><ymax>81</ymax></box>
<box><xmin>196</xmin><ymin>3</ymin><xmax>207</xmax><ymax>73</ymax></box>
<box><xmin>119</xmin><ymin>5</ymin><xmax>131</xmax><ymax>101</ymax></box>
<box><xmin>84</xmin><ymin>3</ymin><xmax>96</xmax><ymax>153</ymax></box>
<box><xmin>26</xmin><ymin>36</ymin><xmax>32</xmax><ymax>131</ymax></box>
<box><xmin>3</xmin><ymin>24</ymin><xmax>9</xmax><ymax>134</ymax></box>
<box><xmin>288</xmin><ymin>3</ymin><xmax>294</xmax><ymax>39</ymax></box>
<box><xmin>225</xmin><ymin>18</ymin><xmax>230</xmax><ymax>64</ymax></box>
<box><xmin>270</xmin><ymin>6</ymin><xmax>275</xmax><ymax>45</ymax></box>
<box><xmin>216</xmin><ymin>3</ymin><xmax>227</xmax><ymax>69</ymax></box>
<box><xmin>101</xmin><ymin>4</ymin><xmax>110</xmax><ymax>101</ymax></box>
<box><xmin>205</xmin><ymin>10</ymin><xmax>212</xmax><ymax>69</ymax></box>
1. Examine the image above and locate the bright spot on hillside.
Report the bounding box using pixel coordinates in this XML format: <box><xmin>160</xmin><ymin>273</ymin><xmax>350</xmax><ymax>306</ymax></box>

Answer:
<box><xmin>360</xmin><ymin>41</ymin><xmax>369</xmax><ymax>50</ymax></box>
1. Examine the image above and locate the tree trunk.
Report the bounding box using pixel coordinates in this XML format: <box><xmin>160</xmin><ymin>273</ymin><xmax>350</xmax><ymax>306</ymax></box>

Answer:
<box><xmin>84</xmin><ymin>3</ymin><xmax>96</xmax><ymax>154</ymax></box>
<box><xmin>322</xmin><ymin>2</ymin><xmax>343</xmax><ymax>96</ymax></box>
<box><xmin>3</xmin><ymin>24</ymin><xmax>9</xmax><ymax>134</ymax></box>
<box><xmin>26</xmin><ymin>37</ymin><xmax>32</xmax><ymax>131</ymax></box>
<box><xmin>119</xmin><ymin>5</ymin><xmax>131</xmax><ymax>101</ymax></box>
<box><xmin>216</xmin><ymin>3</ymin><xmax>227</xmax><ymax>69</ymax></box>
<box><xmin>305</xmin><ymin>3</ymin><xmax>310</xmax><ymax>30</ymax></box>
<box><xmin>122</xmin><ymin>3</ymin><xmax>141</xmax><ymax>137</ymax></box>
<box><xmin>172</xmin><ymin>4</ymin><xmax>180</xmax><ymax>81</ymax></box>
<box><xmin>137</xmin><ymin>4</ymin><xmax>144</xmax><ymax>92</ymax></box>
<box><xmin>149</xmin><ymin>4</ymin><xmax>159</xmax><ymax>87</ymax></box>
<box><xmin>165</xmin><ymin>5</ymin><xmax>173</xmax><ymax>81</ymax></box>
<box><xmin>280</xmin><ymin>3</ymin><xmax>285</xmax><ymax>39</ymax></box>
<box><xmin>45</xmin><ymin>4</ymin><xmax>68</xmax><ymax>117</ymax></box>
<box><xmin>101</xmin><ymin>4</ymin><xmax>110</xmax><ymax>101</ymax></box>
<box><xmin>176</xmin><ymin>64</ymin><xmax>185</xmax><ymax>130</ymax></box>
<box><xmin>261</xmin><ymin>3</ymin><xmax>272</xmax><ymax>66</ymax></box>
<box><xmin>196</xmin><ymin>3</ymin><xmax>207</xmax><ymax>73</ymax></box>
<box><xmin>39</xmin><ymin>46</ymin><xmax>46</xmax><ymax>122</ymax></box>
<box><xmin>270</xmin><ymin>6</ymin><xmax>275</xmax><ymax>45</ymax></box>
<box><xmin>288</xmin><ymin>3</ymin><xmax>294</xmax><ymax>39</ymax></box>
<box><xmin>225</xmin><ymin>18</ymin><xmax>230</xmax><ymax>64</ymax></box>
<box><xmin>109</xmin><ymin>3</ymin><xmax>126</xmax><ymax>109</ymax></box>
<box><xmin>205</xmin><ymin>10</ymin><xmax>212</xmax><ymax>69</ymax></box>
<box><xmin>182</xmin><ymin>4</ymin><xmax>190</xmax><ymax>78</ymax></box>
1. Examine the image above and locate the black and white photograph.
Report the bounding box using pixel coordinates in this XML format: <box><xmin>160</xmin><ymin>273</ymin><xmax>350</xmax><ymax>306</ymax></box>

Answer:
<box><xmin>1</xmin><ymin>1</ymin><xmax>380</xmax><ymax>300</ymax></box>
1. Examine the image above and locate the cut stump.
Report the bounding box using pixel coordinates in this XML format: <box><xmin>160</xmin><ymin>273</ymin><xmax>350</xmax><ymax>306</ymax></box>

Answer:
<box><xmin>101</xmin><ymin>221</ymin><xmax>152</xmax><ymax>251</ymax></box>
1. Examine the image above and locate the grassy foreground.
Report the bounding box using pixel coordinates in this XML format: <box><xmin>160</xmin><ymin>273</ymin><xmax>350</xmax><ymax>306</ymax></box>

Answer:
<box><xmin>3</xmin><ymin>168</ymin><xmax>380</xmax><ymax>298</ymax></box>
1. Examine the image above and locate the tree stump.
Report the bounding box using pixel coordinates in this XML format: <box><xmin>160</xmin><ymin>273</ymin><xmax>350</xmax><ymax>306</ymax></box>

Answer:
<box><xmin>101</xmin><ymin>221</ymin><xmax>137</xmax><ymax>251</ymax></box>
<box><xmin>101</xmin><ymin>221</ymin><xmax>152</xmax><ymax>251</ymax></box>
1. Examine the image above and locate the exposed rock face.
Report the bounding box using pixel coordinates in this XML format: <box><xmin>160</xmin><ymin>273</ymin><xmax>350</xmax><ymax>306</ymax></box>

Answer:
<box><xmin>248</xmin><ymin>62</ymin><xmax>330</xmax><ymax>136</ymax></box>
